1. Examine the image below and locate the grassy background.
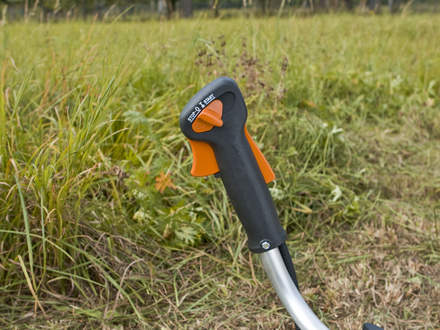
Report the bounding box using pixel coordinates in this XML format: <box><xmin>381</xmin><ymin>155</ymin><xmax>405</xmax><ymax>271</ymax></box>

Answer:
<box><xmin>0</xmin><ymin>14</ymin><xmax>439</xmax><ymax>328</ymax></box>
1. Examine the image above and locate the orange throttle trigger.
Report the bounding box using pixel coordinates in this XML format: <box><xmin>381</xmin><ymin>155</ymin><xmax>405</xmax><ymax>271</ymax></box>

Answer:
<box><xmin>188</xmin><ymin>140</ymin><xmax>219</xmax><ymax>177</ymax></box>
<box><xmin>188</xmin><ymin>99</ymin><xmax>223</xmax><ymax>177</ymax></box>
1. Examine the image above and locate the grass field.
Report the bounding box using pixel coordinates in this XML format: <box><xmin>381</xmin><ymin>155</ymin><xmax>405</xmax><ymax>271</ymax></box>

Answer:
<box><xmin>0</xmin><ymin>14</ymin><xmax>439</xmax><ymax>329</ymax></box>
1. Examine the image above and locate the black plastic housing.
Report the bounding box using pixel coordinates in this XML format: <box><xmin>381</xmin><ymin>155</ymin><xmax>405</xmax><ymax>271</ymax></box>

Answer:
<box><xmin>180</xmin><ymin>77</ymin><xmax>286</xmax><ymax>253</ymax></box>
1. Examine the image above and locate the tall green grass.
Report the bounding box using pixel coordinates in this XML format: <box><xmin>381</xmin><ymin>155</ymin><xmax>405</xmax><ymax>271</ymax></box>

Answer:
<box><xmin>0</xmin><ymin>15</ymin><xmax>439</xmax><ymax>328</ymax></box>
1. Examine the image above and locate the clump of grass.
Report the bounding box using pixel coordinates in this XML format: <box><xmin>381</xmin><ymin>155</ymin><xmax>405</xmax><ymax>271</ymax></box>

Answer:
<box><xmin>0</xmin><ymin>15</ymin><xmax>439</xmax><ymax>328</ymax></box>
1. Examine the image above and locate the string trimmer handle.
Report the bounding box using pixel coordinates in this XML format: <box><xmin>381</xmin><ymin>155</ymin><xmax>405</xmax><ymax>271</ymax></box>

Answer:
<box><xmin>180</xmin><ymin>77</ymin><xmax>286</xmax><ymax>253</ymax></box>
<box><xmin>180</xmin><ymin>77</ymin><xmax>383</xmax><ymax>330</ymax></box>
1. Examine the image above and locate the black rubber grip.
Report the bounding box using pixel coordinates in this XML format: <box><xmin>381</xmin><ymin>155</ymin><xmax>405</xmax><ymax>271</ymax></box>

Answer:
<box><xmin>180</xmin><ymin>77</ymin><xmax>286</xmax><ymax>253</ymax></box>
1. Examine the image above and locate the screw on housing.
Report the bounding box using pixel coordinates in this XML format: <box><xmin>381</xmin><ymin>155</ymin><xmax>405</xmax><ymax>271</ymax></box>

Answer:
<box><xmin>261</xmin><ymin>240</ymin><xmax>271</xmax><ymax>250</ymax></box>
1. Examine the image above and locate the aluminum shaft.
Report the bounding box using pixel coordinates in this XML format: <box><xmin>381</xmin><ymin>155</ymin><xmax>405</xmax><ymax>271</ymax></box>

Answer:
<box><xmin>260</xmin><ymin>248</ymin><xmax>329</xmax><ymax>330</ymax></box>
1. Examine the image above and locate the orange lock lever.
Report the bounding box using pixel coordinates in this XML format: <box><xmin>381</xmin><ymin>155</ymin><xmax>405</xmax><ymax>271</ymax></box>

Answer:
<box><xmin>188</xmin><ymin>99</ymin><xmax>275</xmax><ymax>184</ymax></box>
<box><xmin>191</xmin><ymin>99</ymin><xmax>223</xmax><ymax>133</ymax></box>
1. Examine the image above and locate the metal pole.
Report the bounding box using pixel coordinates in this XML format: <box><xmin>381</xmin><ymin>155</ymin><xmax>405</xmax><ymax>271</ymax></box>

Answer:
<box><xmin>260</xmin><ymin>248</ymin><xmax>329</xmax><ymax>330</ymax></box>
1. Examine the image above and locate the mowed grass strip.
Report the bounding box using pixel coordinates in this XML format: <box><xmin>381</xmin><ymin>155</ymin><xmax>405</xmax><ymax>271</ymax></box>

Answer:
<box><xmin>0</xmin><ymin>15</ymin><xmax>439</xmax><ymax>328</ymax></box>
